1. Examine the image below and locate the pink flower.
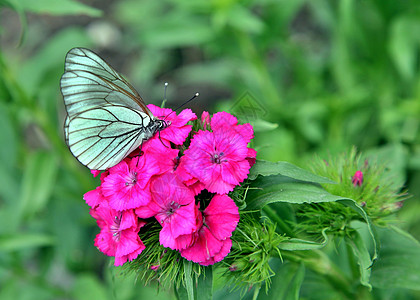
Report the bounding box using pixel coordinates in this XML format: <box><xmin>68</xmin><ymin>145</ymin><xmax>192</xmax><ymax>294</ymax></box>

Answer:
<box><xmin>101</xmin><ymin>156</ymin><xmax>160</xmax><ymax>211</ymax></box>
<box><xmin>176</xmin><ymin>157</ymin><xmax>205</xmax><ymax>195</ymax></box>
<box><xmin>91</xmin><ymin>170</ymin><xmax>101</xmax><ymax>177</ymax></box>
<box><xmin>201</xmin><ymin>111</ymin><xmax>211</xmax><ymax>129</ymax></box>
<box><xmin>211</xmin><ymin>111</ymin><xmax>254</xmax><ymax>142</ymax></box>
<box><xmin>180</xmin><ymin>194</ymin><xmax>239</xmax><ymax>265</ymax></box>
<box><xmin>352</xmin><ymin>170</ymin><xmax>363</xmax><ymax>187</ymax></box>
<box><xmin>147</xmin><ymin>104</ymin><xmax>197</xmax><ymax>146</ymax></box>
<box><xmin>142</xmin><ymin>138</ymin><xmax>180</xmax><ymax>174</ymax></box>
<box><xmin>84</xmin><ymin>186</ymin><xmax>105</xmax><ymax>208</ymax></box>
<box><xmin>246</xmin><ymin>148</ymin><xmax>257</xmax><ymax>168</ymax></box>
<box><xmin>90</xmin><ymin>202</ymin><xmax>146</xmax><ymax>266</ymax></box>
<box><xmin>181</xmin><ymin>129</ymin><xmax>252</xmax><ymax>194</ymax></box>
<box><xmin>135</xmin><ymin>173</ymin><xmax>197</xmax><ymax>250</ymax></box>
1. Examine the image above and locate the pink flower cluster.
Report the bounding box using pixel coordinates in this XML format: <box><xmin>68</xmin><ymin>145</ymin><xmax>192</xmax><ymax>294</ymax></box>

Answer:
<box><xmin>85</xmin><ymin>105</ymin><xmax>256</xmax><ymax>266</ymax></box>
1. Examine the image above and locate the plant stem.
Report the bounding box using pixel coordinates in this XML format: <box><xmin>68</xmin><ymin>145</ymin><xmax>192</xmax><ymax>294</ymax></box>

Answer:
<box><xmin>282</xmin><ymin>249</ymin><xmax>354</xmax><ymax>299</ymax></box>
<box><xmin>262</xmin><ymin>205</ymin><xmax>294</xmax><ymax>237</ymax></box>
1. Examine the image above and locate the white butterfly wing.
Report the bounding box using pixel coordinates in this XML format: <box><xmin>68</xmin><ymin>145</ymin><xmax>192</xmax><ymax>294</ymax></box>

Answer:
<box><xmin>60</xmin><ymin>48</ymin><xmax>157</xmax><ymax>170</ymax></box>
<box><xmin>67</xmin><ymin>104</ymin><xmax>153</xmax><ymax>170</ymax></box>
<box><xmin>61</xmin><ymin>48</ymin><xmax>151</xmax><ymax>117</ymax></box>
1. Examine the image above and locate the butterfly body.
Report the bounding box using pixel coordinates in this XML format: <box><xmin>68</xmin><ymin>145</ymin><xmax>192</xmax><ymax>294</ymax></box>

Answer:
<box><xmin>61</xmin><ymin>48</ymin><xmax>169</xmax><ymax>170</ymax></box>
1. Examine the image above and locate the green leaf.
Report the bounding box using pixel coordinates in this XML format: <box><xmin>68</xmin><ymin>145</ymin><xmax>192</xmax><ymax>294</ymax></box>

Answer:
<box><xmin>73</xmin><ymin>273</ymin><xmax>110</xmax><ymax>300</ymax></box>
<box><xmin>246</xmin><ymin>175</ymin><xmax>337</xmax><ymax>209</ymax></box>
<box><xmin>246</xmin><ymin>175</ymin><xmax>379</xmax><ymax>265</ymax></box>
<box><xmin>0</xmin><ymin>233</ymin><xmax>54</xmax><ymax>251</ymax></box>
<box><xmin>371</xmin><ymin>226</ymin><xmax>420</xmax><ymax>290</ymax></box>
<box><xmin>279</xmin><ymin>229</ymin><xmax>329</xmax><ymax>251</ymax></box>
<box><xmin>8</xmin><ymin>0</ymin><xmax>102</xmax><ymax>16</ymax></box>
<box><xmin>175</xmin><ymin>286</ymin><xmax>188</xmax><ymax>300</ymax></box>
<box><xmin>258</xmin><ymin>262</ymin><xmax>305</xmax><ymax>300</ymax></box>
<box><xmin>18</xmin><ymin>27</ymin><xmax>93</xmax><ymax>98</ymax></box>
<box><xmin>184</xmin><ymin>260</ymin><xmax>194</xmax><ymax>300</ymax></box>
<box><xmin>248</xmin><ymin>160</ymin><xmax>335</xmax><ymax>183</ymax></box>
<box><xmin>389</xmin><ymin>16</ymin><xmax>420</xmax><ymax>81</ymax></box>
<box><xmin>227</xmin><ymin>4</ymin><xmax>265</xmax><ymax>34</ymax></box>
<box><xmin>250</xmin><ymin>119</ymin><xmax>279</xmax><ymax>132</ymax></box>
<box><xmin>17</xmin><ymin>151</ymin><xmax>58</xmax><ymax>226</ymax></box>
<box><xmin>346</xmin><ymin>231</ymin><xmax>372</xmax><ymax>289</ymax></box>
<box><xmin>141</xmin><ymin>18</ymin><xmax>214</xmax><ymax>48</ymax></box>
<box><xmin>197</xmin><ymin>267</ymin><xmax>213</xmax><ymax>300</ymax></box>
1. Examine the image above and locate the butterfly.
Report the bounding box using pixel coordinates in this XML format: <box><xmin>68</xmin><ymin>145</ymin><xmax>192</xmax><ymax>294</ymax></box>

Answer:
<box><xmin>60</xmin><ymin>47</ymin><xmax>169</xmax><ymax>170</ymax></box>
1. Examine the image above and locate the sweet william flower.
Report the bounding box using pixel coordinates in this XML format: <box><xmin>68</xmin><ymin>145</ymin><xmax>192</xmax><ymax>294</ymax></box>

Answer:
<box><xmin>136</xmin><ymin>173</ymin><xmax>197</xmax><ymax>250</ymax></box>
<box><xmin>181</xmin><ymin>129</ymin><xmax>252</xmax><ymax>194</ymax></box>
<box><xmin>147</xmin><ymin>104</ymin><xmax>197</xmax><ymax>146</ymax></box>
<box><xmin>101</xmin><ymin>156</ymin><xmax>160</xmax><ymax>211</ymax></box>
<box><xmin>352</xmin><ymin>170</ymin><xmax>363</xmax><ymax>187</ymax></box>
<box><xmin>141</xmin><ymin>138</ymin><xmax>180</xmax><ymax>174</ymax></box>
<box><xmin>201</xmin><ymin>111</ymin><xmax>211</xmax><ymax>129</ymax></box>
<box><xmin>84</xmin><ymin>186</ymin><xmax>105</xmax><ymax>209</ymax></box>
<box><xmin>180</xmin><ymin>194</ymin><xmax>239</xmax><ymax>265</ymax></box>
<box><xmin>210</xmin><ymin>111</ymin><xmax>254</xmax><ymax>142</ymax></box>
<box><xmin>90</xmin><ymin>202</ymin><xmax>146</xmax><ymax>266</ymax></box>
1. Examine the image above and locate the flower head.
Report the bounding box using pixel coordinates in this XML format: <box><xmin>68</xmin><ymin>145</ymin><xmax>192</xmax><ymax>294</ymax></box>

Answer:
<box><xmin>352</xmin><ymin>170</ymin><xmax>363</xmax><ymax>187</ymax></box>
<box><xmin>90</xmin><ymin>202</ymin><xmax>146</xmax><ymax>266</ymax></box>
<box><xmin>181</xmin><ymin>129</ymin><xmax>252</xmax><ymax>194</ymax></box>
<box><xmin>147</xmin><ymin>104</ymin><xmax>197</xmax><ymax>146</ymax></box>
<box><xmin>136</xmin><ymin>173</ymin><xmax>197</xmax><ymax>250</ymax></box>
<box><xmin>180</xmin><ymin>194</ymin><xmax>239</xmax><ymax>265</ymax></box>
<box><xmin>101</xmin><ymin>156</ymin><xmax>160</xmax><ymax>211</ymax></box>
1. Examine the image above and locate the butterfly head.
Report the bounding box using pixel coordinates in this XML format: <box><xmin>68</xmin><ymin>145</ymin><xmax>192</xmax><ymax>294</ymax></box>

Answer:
<box><xmin>157</xmin><ymin>119</ymin><xmax>170</xmax><ymax>131</ymax></box>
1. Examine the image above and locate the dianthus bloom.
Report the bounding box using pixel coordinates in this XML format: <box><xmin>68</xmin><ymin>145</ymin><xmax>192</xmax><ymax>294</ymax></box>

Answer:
<box><xmin>90</xmin><ymin>201</ymin><xmax>146</xmax><ymax>266</ymax></box>
<box><xmin>101</xmin><ymin>156</ymin><xmax>159</xmax><ymax>211</ymax></box>
<box><xmin>136</xmin><ymin>173</ymin><xmax>197</xmax><ymax>250</ymax></box>
<box><xmin>352</xmin><ymin>170</ymin><xmax>363</xmax><ymax>187</ymax></box>
<box><xmin>83</xmin><ymin>108</ymin><xmax>255</xmax><ymax>267</ymax></box>
<box><xmin>180</xmin><ymin>194</ymin><xmax>240</xmax><ymax>265</ymax></box>
<box><xmin>147</xmin><ymin>104</ymin><xmax>197</xmax><ymax>145</ymax></box>
<box><xmin>180</xmin><ymin>112</ymin><xmax>256</xmax><ymax>194</ymax></box>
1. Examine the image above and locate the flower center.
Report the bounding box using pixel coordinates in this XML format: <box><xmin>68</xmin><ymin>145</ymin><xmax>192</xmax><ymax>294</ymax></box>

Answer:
<box><xmin>167</xmin><ymin>201</ymin><xmax>181</xmax><ymax>216</ymax></box>
<box><xmin>110</xmin><ymin>214</ymin><xmax>122</xmax><ymax>242</ymax></box>
<box><xmin>211</xmin><ymin>152</ymin><xmax>224</xmax><ymax>164</ymax></box>
<box><xmin>173</xmin><ymin>156</ymin><xmax>181</xmax><ymax>171</ymax></box>
<box><xmin>125</xmin><ymin>172</ymin><xmax>138</xmax><ymax>186</ymax></box>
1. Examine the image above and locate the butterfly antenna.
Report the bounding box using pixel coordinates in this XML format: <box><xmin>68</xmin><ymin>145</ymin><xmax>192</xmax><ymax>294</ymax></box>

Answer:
<box><xmin>164</xmin><ymin>92</ymin><xmax>199</xmax><ymax>120</ymax></box>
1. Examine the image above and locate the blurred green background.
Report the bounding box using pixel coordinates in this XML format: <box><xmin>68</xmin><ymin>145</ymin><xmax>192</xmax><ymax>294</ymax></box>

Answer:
<box><xmin>0</xmin><ymin>0</ymin><xmax>419</xmax><ymax>299</ymax></box>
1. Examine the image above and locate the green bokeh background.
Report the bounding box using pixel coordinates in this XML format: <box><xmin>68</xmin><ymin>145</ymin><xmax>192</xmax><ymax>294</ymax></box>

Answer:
<box><xmin>0</xmin><ymin>0</ymin><xmax>419</xmax><ymax>299</ymax></box>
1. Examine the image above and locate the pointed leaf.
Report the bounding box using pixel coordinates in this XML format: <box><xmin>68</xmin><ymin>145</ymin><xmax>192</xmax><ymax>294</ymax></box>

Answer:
<box><xmin>346</xmin><ymin>232</ymin><xmax>372</xmax><ymax>289</ymax></box>
<box><xmin>248</xmin><ymin>160</ymin><xmax>335</xmax><ymax>183</ymax></box>
<box><xmin>197</xmin><ymin>267</ymin><xmax>213</xmax><ymax>300</ymax></box>
<box><xmin>371</xmin><ymin>226</ymin><xmax>420</xmax><ymax>290</ymax></box>
<box><xmin>279</xmin><ymin>229</ymin><xmax>329</xmax><ymax>251</ymax></box>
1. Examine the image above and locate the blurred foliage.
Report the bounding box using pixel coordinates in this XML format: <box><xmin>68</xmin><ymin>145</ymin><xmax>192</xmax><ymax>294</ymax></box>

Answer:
<box><xmin>0</xmin><ymin>0</ymin><xmax>419</xmax><ymax>299</ymax></box>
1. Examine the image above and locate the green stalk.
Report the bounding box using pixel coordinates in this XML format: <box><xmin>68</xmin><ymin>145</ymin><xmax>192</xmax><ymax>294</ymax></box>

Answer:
<box><xmin>262</xmin><ymin>205</ymin><xmax>294</xmax><ymax>237</ymax></box>
<box><xmin>282</xmin><ymin>249</ymin><xmax>354</xmax><ymax>299</ymax></box>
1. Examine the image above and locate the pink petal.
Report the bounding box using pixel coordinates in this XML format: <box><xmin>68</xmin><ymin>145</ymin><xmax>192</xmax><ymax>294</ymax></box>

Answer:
<box><xmin>158</xmin><ymin>201</ymin><xmax>197</xmax><ymax>249</ymax></box>
<box><xmin>91</xmin><ymin>170</ymin><xmax>101</xmax><ymax>177</ymax></box>
<box><xmin>84</xmin><ymin>186</ymin><xmax>104</xmax><ymax>208</ymax></box>
<box><xmin>94</xmin><ymin>231</ymin><xmax>115</xmax><ymax>256</ymax></box>
<box><xmin>201</xmin><ymin>111</ymin><xmax>210</xmax><ymax>128</ymax></box>
<box><xmin>211</xmin><ymin>112</ymin><xmax>238</xmax><ymax>129</ymax></box>
<box><xmin>135</xmin><ymin>200</ymin><xmax>161</xmax><ymax>219</ymax></box>
<box><xmin>199</xmin><ymin>238</ymin><xmax>233</xmax><ymax>266</ymax></box>
<box><xmin>180</xmin><ymin>227</ymin><xmax>223</xmax><ymax>263</ymax></box>
<box><xmin>204</xmin><ymin>194</ymin><xmax>239</xmax><ymax>241</ymax></box>
<box><xmin>120</xmin><ymin>210</ymin><xmax>139</xmax><ymax>231</ymax></box>
<box><xmin>115</xmin><ymin>229</ymin><xmax>145</xmax><ymax>258</ymax></box>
